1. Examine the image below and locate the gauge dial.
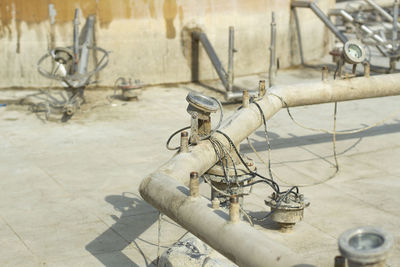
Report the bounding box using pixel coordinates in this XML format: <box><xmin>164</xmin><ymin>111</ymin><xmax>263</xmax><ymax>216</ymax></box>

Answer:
<box><xmin>343</xmin><ymin>40</ymin><xmax>366</xmax><ymax>64</ymax></box>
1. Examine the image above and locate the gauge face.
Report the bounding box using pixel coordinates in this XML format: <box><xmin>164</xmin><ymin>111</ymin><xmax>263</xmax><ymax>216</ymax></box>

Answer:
<box><xmin>347</xmin><ymin>44</ymin><xmax>362</xmax><ymax>59</ymax></box>
<box><xmin>343</xmin><ymin>40</ymin><xmax>366</xmax><ymax>64</ymax></box>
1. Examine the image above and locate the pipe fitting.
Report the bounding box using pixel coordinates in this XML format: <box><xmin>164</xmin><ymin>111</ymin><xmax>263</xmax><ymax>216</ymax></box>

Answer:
<box><xmin>229</xmin><ymin>195</ymin><xmax>240</xmax><ymax>223</ymax></box>
<box><xmin>322</xmin><ymin>66</ymin><xmax>329</xmax><ymax>81</ymax></box>
<box><xmin>189</xmin><ymin>172</ymin><xmax>199</xmax><ymax>198</ymax></box>
<box><xmin>259</xmin><ymin>80</ymin><xmax>266</xmax><ymax>97</ymax></box>
<box><xmin>242</xmin><ymin>90</ymin><xmax>249</xmax><ymax>108</ymax></box>
<box><xmin>338</xmin><ymin>226</ymin><xmax>393</xmax><ymax>267</ymax></box>
<box><xmin>364</xmin><ymin>62</ymin><xmax>370</xmax><ymax>78</ymax></box>
<box><xmin>180</xmin><ymin>131</ymin><xmax>189</xmax><ymax>153</ymax></box>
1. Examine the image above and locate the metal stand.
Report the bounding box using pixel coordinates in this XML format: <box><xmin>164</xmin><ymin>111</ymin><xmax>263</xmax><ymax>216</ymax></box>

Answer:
<box><xmin>192</xmin><ymin>28</ymin><xmax>258</xmax><ymax>101</ymax></box>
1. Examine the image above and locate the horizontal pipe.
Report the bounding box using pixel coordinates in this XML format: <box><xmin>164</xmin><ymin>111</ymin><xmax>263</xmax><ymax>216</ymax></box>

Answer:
<box><xmin>140</xmin><ymin>173</ymin><xmax>303</xmax><ymax>267</ymax></box>
<box><xmin>140</xmin><ymin>73</ymin><xmax>400</xmax><ymax>266</ymax></box>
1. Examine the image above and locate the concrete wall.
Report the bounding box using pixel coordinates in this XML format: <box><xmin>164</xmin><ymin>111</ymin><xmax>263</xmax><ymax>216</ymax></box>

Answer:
<box><xmin>0</xmin><ymin>0</ymin><xmax>335</xmax><ymax>88</ymax></box>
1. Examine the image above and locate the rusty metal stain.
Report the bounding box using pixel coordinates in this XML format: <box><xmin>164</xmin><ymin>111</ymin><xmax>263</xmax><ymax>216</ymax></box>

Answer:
<box><xmin>163</xmin><ymin>0</ymin><xmax>177</xmax><ymax>39</ymax></box>
<box><xmin>149</xmin><ymin>0</ymin><xmax>156</xmax><ymax>19</ymax></box>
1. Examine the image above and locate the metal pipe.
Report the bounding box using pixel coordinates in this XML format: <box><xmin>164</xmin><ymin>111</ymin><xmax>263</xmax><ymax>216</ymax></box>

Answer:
<box><xmin>269</xmin><ymin>12</ymin><xmax>277</xmax><ymax>88</ymax></box>
<box><xmin>140</xmin><ymin>73</ymin><xmax>400</xmax><ymax>266</ymax></box>
<box><xmin>78</xmin><ymin>15</ymin><xmax>95</xmax><ymax>76</ymax></box>
<box><xmin>364</xmin><ymin>0</ymin><xmax>400</xmax><ymax>27</ymax></box>
<box><xmin>291</xmin><ymin>1</ymin><xmax>348</xmax><ymax>43</ymax></box>
<box><xmin>193</xmin><ymin>31</ymin><xmax>229</xmax><ymax>90</ymax></box>
<box><xmin>227</xmin><ymin>27</ymin><xmax>234</xmax><ymax>92</ymax></box>
<box><xmin>393</xmin><ymin>0</ymin><xmax>399</xmax><ymax>49</ymax></box>
<box><xmin>292</xmin><ymin>7</ymin><xmax>305</xmax><ymax>65</ymax></box>
<box><xmin>73</xmin><ymin>8</ymin><xmax>80</xmax><ymax>73</ymax></box>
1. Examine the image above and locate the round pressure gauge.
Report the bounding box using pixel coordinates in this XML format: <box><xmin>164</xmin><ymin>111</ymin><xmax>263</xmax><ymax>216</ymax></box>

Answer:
<box><xmin>343</xmin><ymin>40</ymin><xmax>366</xmax><ymax>64</ymax></box>
<box><xmin>186</xmin><ymin>92</ymin><xmax>219</xmax><ymax>113</ymax></box>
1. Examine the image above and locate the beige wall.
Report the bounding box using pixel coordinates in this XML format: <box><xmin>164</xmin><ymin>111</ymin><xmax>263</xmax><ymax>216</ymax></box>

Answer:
<box><xmin>0</xmin><ymin>0</ymin><xmax>335</xmax><ymax>88</ymax></box>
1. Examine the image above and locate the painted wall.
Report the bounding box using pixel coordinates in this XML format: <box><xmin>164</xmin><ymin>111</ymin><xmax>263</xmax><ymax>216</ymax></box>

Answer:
<box><xmin>0</xmin><ymin>0</ymin><xmax>335</xmax><ymax>88</ymax></box>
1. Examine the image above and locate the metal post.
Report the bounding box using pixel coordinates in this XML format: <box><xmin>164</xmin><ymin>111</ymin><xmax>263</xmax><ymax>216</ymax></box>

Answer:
<box><xmin>227</xmin><ymin>26</ymin><xmax>235</xmax><ymax>92</ymax></box>
<box><xmin>292</xmin><ymin>7</ymin><xmax>305</xmax><ymax>65</ymax></box>
<box><xmin>73</xmin><ymin>8</ymin><xmax>80</xmax><ymax>73</ymax></box>
<box><xmin>393</xmin><ymin>0</ymin><xmax>399</xmax><ymax>50</ymax></box>
<box><xmin>78</xmin><ymin>15</ymin><xmax>95</xmax><ymax>76</ymax></box>
<box><xmin>180</xmin><ymin>131</ymin><xmax>189</xmax><ymax>153</ymax></box>
<box><xmin>269</xmin><ymin>12</ymin><xmax>277</xmax><ymax>88</ymax></box>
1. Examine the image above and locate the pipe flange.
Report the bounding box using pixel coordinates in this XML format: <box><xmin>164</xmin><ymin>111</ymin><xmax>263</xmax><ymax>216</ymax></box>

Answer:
<box><xmin>338</xmin><ymin>226</ymin><xmax>393</xmax><ymax>265</ymax></box>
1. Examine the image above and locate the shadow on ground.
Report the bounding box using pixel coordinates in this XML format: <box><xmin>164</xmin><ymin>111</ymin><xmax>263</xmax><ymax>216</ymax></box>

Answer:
<box><xmin>241</xmin><ymin>121</ymin><xmax>400</xmax><ymax>153</ymax></box>
<box><xmin>86</xmin><ymin>193</ymin><xmax>158</xmax><ymax>267</ymax></box>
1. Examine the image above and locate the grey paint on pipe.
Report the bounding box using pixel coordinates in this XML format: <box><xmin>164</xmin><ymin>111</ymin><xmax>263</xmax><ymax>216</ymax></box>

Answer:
<box><xmin>140</xmin><ymin>73</ymin><xmax>400</xmax><ymax>267</ymax></box>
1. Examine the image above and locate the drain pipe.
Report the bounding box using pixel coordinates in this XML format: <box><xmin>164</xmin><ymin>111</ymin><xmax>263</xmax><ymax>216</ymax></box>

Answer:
<box><xmin>140</xmin><ymin>73</ymin><xmax>400</xmax><ymax>267</ymax></box>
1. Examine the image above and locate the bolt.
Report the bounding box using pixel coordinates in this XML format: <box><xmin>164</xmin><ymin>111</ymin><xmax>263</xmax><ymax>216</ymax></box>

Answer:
<box><xmin>189</xmin><ymin>172</ymin><xmax>199</xmax><ymax>198</ymax></box>
<box><xmin>229</xmin><ymin>195</ymin><xmax>240</xmax><ymax>223</ymax></box>
<box><xmin>242</xmin><ymin>90</ymin><xmax>249</xmax><ymax>108</ymax></box>
<box><xmin>180</xmin><ymin>131</ymin><xmax>189</xmax><ymax>153</ymax></box>
<box><xmin>322</xmin><ymin>66</ymin><xmax>328</xmax><ymax>81</ymax></box>
<box><xmin>363</xmin><ymin>62</ymin><xmax>370</xmax><ymax>77</ymax></box>
<box><xmin>259</xmin><ymin>80</ymin><xmax>266</xmax><ymax>98</ymax></box>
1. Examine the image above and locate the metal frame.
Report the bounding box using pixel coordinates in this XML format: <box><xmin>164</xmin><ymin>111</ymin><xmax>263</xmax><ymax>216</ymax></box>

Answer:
<box><xmin>192</xmin><ymin>29</ymin><xmax>257</xmax><ymax>100</ymax></box>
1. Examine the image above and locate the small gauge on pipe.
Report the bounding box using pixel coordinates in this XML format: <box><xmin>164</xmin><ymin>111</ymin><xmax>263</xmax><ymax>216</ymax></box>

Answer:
<box><xmin>343</xmin><ymin>40</ymin><xmax>366</xmax><ymax>64</ymax></box>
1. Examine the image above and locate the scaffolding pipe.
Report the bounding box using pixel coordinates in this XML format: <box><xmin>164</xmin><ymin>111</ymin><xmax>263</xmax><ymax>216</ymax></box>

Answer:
<box><xmin>192</xmin><ymin>31</ymin><xmax>229</xmax><ymax>90</ymax></box>
<box><xmin>292</xmin><ymin>1</ymin><xmax>349</xmax><ymax>43</ymax></box>
<box><xmin>364</xmin><ymin>0</ymin><xmax>400</xmax><ymax>28</ymax></box>
<box><xmin>227</xmin><ymin>27</ymin><xmax>235</xmax><ymax>92</ymax></box>
<box><xmin>140</xmin><ymin>73</ymin><xmax>400</xmax><ymax>267</ymax></box>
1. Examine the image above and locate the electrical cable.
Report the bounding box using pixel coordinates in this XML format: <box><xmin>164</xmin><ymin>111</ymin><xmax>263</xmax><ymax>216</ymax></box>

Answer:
<box><xmin>268</xmin><ymin>92</ymin><xmax>400</xmax><ymax>136</ymax></box>
<box><xmin>166</xmin><ymin>126</ymin><xmax>191</xmax><ymax>151</ymax></box>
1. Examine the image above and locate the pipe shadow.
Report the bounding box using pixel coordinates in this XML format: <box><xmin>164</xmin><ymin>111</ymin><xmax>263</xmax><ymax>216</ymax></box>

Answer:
<box><xmin>86</xmin><ymin>192</ymin><xmax>158</xmax><ymax>267</ymax></box>
<box><xmin>241</xmin><ymin>121</ymin><xmax>400</xmax><ymax>153</ymax></box>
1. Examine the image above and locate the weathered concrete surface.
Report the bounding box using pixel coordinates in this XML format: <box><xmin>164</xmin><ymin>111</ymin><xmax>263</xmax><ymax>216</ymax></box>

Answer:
<box><xmin>0</xmin><ymin>68</ymin><xmax>399</xmax><ymax>266</ymax></box>
<box><xmin>0</xmin><ymin>0</ymin><xmax>334</xmax><ymax>88</ymax></box>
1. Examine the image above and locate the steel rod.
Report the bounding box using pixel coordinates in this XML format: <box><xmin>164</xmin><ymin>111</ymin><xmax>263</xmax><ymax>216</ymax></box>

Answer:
<box><xmin>269</xmin><ymin>12</ymin><xmax>277</xmax><ymax>88</ymax></box>
<box><xmin>193</xmin><ymin>31</ymin><xmax>229</xmax><ymax>90</ymax></box>
<box><xmin>73</xmin><ymin>8</ymin><xmax>80</xmax><ymax>73</ymax></box>
<box><xmin>227</xmin><ymin>27</ymin><xmax>234</xmax><ymax>92</ymax></box>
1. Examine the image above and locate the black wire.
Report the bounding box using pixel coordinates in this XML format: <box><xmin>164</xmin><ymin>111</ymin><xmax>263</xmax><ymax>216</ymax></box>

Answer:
<box><xmin>252</xmin><ymin>101</ymin><xmax>275</xmax><ymax>181</ymax></box>
<box><xmin>215</xmin><ymin>129</ymin><xmax>281</xmax><ymax>193</ymax></box>
<box><xmin>166</xmin><ymin>126</ymin><xmax>191</xmax><ymax>150</ymax></box>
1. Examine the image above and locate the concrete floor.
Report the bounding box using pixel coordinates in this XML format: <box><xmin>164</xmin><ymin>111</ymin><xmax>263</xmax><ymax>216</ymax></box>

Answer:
<box><xmin>1</xmin><ymin>67</ymin><xmax>400</xmax><ymax>266</ymax></box>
